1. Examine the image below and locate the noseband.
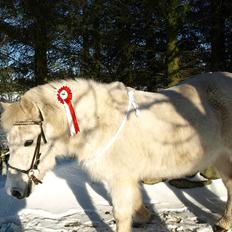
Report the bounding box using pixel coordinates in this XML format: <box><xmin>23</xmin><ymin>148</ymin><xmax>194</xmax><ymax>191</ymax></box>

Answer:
<box><xmin>7</xmin><ymin>120</ymin><xmax>47</xmax><ymax>185</ymax></box>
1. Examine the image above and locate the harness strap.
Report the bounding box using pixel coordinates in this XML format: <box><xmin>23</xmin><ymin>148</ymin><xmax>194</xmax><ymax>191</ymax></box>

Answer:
<box><xmin>93</xmin><ymin>89</ymin><xmax>140</xmax><ymax>159</ymax></box>
<box><xmin>13</xmin><ymin>121</ymin><xmax>47</xmax><ymax>144</ymax></box>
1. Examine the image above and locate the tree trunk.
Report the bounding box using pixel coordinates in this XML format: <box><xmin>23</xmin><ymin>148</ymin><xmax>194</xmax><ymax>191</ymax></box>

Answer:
<box><xmin>144</xmin><ymin>0</ymin><xmax>157</xmax><ymax>90</ymax></box>
<box><xmin>166</xmin><ymin>0</ymin><xmax>181</xmax><ymax>86</ymax></box>
<box><xmin>117</xmin><ymin>19</ymin><xmax>133</xmax><ymax>85</ymax></box>
<box><xmin>80</xmin><ymin>1</ymin><xmax>90</xmax><ymax>76</ymax></box>
<box><xmin>93</xmin><ymin>0</ymin><xmax>101</xmax><ymax>79</ymax></box>
<box><xmin>117</xmin><ymin>34</ymin><xmax>133</xmax><ymax>85</ymax></box>
<box><xmin>33</xmin><ymin>1</ymin><xmax>48</xmax><ymax>85</ymax></box>
<box><xmin>210</xmin><ymin>0</ymin><xmax>226</xmax><ymax>71</ymax></box>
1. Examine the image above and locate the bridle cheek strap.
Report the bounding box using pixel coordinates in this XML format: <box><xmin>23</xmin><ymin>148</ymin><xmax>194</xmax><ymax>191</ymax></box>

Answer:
<box><xmin>8</xmin><ymin>120</ymin><xmax>47</xmax><ymax>185</ymax></box>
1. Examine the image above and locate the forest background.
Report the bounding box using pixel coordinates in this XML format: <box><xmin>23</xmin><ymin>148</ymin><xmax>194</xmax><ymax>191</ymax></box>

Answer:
<box><xmin>0</xmin><ymin>0</ymin><xmax>231</xmax><ymax>93</ymax></box>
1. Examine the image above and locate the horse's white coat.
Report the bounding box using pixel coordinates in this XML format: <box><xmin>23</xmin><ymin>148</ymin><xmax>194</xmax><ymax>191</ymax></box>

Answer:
<box><xmin>92</xmin><ymin>90</ymin><xmax>140</xmax><ymax>160</ymax></box>
<box><xmin>2</xmin><ymin>72</ymin><xmax>232</xmax><ymax>232</ymax></box>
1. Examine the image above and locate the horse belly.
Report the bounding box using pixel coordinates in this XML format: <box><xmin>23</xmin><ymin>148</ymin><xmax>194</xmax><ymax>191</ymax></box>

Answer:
<box><xmin>137</xmin><ymin>113</ymin><xmax>222</xmax><ymax>180</ymax></box>
<box><xmin>141</xmin><ymin>139</ymin><xmax>222</xmax><ymax>180</ymax></box>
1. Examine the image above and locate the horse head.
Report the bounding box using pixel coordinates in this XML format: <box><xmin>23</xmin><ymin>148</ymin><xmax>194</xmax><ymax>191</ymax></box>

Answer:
<box><xmin>0</xmin><ymin>80</ymin><xmax>126</xmax><ymax>199</ymax></box>
<box><xmin>0</xmin><ymin>96</ymin><xmax>63</xmax><ymax>199</ymax></box>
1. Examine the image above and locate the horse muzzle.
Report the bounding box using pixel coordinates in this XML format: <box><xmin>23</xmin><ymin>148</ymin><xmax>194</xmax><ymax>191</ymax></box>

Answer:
<box><xmin>8</xmin><ymin>182</ymin><xmax>32</xmax><ymax>199</ymax></box>
<box><xmin>5</xmin><ymin>172</ymin><xmax>32</xmax><ymax>199</ymax></box>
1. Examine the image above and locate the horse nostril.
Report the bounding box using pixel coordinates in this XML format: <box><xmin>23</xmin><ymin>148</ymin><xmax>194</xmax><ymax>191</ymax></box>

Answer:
<box><xmin>11</xmin><ymin>189</ymin><xmax>23</xmax><ymax>199</ymax></box>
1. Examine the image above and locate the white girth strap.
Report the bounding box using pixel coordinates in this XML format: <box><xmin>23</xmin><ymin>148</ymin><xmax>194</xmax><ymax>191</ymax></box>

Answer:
<box><xmin>94</xmin><ymin>89</ymin><xmax>140</xmax><ymax>158</ymax></box>
<box><xmin>128</xmin><ymin>90</ymin><xmax>140</xmax><ymax>117</ymax></box>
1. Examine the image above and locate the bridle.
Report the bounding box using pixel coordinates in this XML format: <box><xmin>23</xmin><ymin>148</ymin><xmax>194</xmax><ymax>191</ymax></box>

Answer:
<box><xmin>7</xmin><ymin>119</ymin><xmax>47</xmax><ymax>185</ymax></box>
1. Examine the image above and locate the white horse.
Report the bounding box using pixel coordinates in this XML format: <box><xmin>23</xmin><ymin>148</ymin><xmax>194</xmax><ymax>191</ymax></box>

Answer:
<box><xmin>1</xmin><ymin>72</ymin><xmax>232</xmax><ymax>232</ymax></box>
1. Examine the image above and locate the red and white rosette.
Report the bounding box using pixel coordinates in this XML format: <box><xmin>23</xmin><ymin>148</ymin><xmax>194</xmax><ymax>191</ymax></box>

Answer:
<box><xmin>57</xmin><ymin>86</ymin><xmax>80</xmax><ymax>136</ymax></box>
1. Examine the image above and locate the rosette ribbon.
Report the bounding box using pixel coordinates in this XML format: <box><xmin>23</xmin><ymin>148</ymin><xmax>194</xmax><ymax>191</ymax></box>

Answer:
<box><xmin>57</xmin><ymin>86</ymin><xmax>80</xmax><ymax>136</ymax></box>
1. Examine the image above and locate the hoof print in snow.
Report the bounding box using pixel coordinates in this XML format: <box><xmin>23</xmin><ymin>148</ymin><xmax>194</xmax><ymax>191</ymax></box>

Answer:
<box><xmin>132</xmin><ymin>219</ymin><xmax>150</xmax><ymax>228</ymax></box>
<box><xmin>196</xmin><ymin>217</ymin><xmax>207</xmax><ymax>224</ymax></box>
<box><xmin>213</xmin><ymin>225</ymin><xmax>228</xmax><ymax>232</ymax></box>
<box><xmin>65</xmin><ymin>221</ymin><xmax>82</xmax><ymax>227</ymax></box>
<box><xmin>162</xmin><ymin>212</ymin><xmax>182</xmax><ymax>224</ymax></box>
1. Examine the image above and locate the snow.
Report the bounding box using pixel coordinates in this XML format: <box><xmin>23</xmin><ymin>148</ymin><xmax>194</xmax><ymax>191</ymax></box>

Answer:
<box><xmin>0</xmin><ymin>158</ymin><xmax>228</xmax><ymax>232</ymax></box>
<box><xmin>0</xmin><ymin>92</ymin><xmax>20</xmax><ymax>103</ymax></box>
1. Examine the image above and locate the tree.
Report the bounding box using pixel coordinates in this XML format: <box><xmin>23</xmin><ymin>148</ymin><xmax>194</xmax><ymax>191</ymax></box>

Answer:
<box><xmin>165</xmin><ymin>0</ymin><xmax>181</xmax><ymax>86</ymax></box>
<box><xmin>210</xmin><ymin>0</ymin><xmax>226</xmax><ymax>71</ymax></box>
<box><xmin>0</xmin><ymin>0</ymin><xmax>232</xmax><ymax>92</ymax></box>
<box><xmin>22</xmin><ymin>0</ymin><xmax>50</xmax><ymax>84</ymax></box>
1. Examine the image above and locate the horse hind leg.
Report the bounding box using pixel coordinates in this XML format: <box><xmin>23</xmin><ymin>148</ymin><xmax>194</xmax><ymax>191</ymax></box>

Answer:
<box><xmin>214</xmin><ymin>154</ymin><xmax>232</xmax><ymax>232</ymax></box>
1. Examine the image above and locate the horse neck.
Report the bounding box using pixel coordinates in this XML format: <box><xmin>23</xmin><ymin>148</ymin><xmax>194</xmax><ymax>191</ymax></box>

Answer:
<box><xmin>58</xmin><ymin>81</ymin><xmax>129</xmax><ymax>161</ymax></box>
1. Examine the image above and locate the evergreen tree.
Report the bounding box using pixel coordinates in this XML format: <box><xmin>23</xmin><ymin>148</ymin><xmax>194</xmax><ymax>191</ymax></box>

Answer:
<box><xmin>0</xmin><ymin>0</ymin><xmax>231</xmax><ymax>92</ymax></box>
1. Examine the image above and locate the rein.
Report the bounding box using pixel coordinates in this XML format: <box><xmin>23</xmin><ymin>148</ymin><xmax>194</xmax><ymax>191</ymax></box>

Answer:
<box><xmin>7</xmin><ymin>120</ymin><xmax>47</xmax><ymax>185</ymax></box>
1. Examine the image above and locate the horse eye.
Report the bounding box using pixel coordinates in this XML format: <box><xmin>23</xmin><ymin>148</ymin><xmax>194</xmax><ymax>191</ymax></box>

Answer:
<box><xmin>24</xmin><ymin>140</ymin><xmax>34</xmax><ymax>147</ymax></box>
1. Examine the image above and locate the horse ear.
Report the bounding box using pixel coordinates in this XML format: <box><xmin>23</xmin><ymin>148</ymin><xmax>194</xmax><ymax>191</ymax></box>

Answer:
<box><xmin>20</xmin><ymin>97</ymin><xmax>38</xmax><ymax>117</ymax></box>
<box><xmin>0</xmin><ymin>102</ymin><xmax>11</xmax><ymax>111</ymax></box>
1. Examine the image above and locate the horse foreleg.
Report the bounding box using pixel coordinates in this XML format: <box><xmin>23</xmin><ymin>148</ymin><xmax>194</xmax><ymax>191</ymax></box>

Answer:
<box><xmin>110</xmin><ymin>178</ymin><xmax>146</xmax><ymax>232</ymax></box>
<box><xmin>133</xmin><ymin>203</ymin><xmax>151</xmax><ymax>226</ymax></box>
<box><xmin>214</xmin><ymin>155</ymin><xmax>232</xmax><ymax>232</ymax></box>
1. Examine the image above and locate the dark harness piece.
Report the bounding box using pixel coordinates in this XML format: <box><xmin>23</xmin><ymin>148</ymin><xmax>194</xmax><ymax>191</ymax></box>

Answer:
<box><xmin>8</xmin><ymin>120</ymin><xmax>47</xmax><ymax>185</ymax></box>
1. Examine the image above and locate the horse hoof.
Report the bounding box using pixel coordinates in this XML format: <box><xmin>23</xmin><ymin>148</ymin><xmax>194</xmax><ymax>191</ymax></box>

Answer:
<box><xmin>133</xmin><ymin>205</ymin><xmax>151</xmax><ymax>226</ymax></box>
<box><xmin>213</xmin><ymin>225</ymin><xmax>228</xmax><ymax>232</ymax></box>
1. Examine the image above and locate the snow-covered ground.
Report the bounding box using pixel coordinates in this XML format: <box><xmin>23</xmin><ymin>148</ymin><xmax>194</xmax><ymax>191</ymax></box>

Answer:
<box><xmin>0</xmin><ymin>158</ymin><xmax>228</xmax><ymax>232</ymax></box>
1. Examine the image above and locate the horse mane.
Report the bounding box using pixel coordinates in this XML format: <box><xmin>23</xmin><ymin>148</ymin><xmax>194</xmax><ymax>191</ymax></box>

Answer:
<box><xmin>1</xmin><ymin>79</ymin><xmax>85</xmax><ymax>131</ymax></box>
